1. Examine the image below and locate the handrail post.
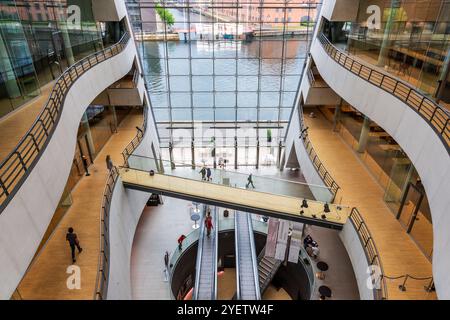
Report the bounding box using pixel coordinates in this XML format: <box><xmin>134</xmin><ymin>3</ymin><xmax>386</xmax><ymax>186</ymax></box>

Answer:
<box><xmin>399</xmin><ymin>275</ymin><xmax>408</xmax><ymax>291</ymax></box>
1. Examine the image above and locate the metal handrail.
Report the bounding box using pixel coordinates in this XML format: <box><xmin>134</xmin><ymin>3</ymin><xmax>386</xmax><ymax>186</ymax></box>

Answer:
<box><xmin>94</xmin><ymin>166</ymin><xmax>119</xmax><ymax>300</ymax></box>
<box><xmin>247</xmin><ymin>212</ymin><xmax>261</xmax><ymax>300</ymax></box>
<box><xmin>348</xmin><ymin>207</ymin><xmax>388</xmax><ymax>300</ymax></box>
<box><xmin>318</xmin><ymin>33</ymin><xmax>450</xmax><ymax>152</ymax></box>
<box><xmin>234</xmin><ymin>211</ymin><xmax>241</xmax><ymax>300</ymax></box>
<box><xmin>213</xmin><ymin>206</ymin><xmax>218</xmax><ymax>300</ymax></box>
<box><xmin>193</xmin><ymin>205</ymin><xmax>207</xmax><ymax>300</ymax></box>
<box><xmin>94</xmin><ymin>104</ymin><xmax>148</xmax><ymax>300</ymax></box>
<box><xmin>0</xmin><ymin>32</ymin><xmax>131</xmax><ymax>214</ymax></box>
<box><xmin>298</xmin><ymin>104</ymin><xmax>340</xmax><ymax>199</ymax></box>
<box><xmin>307</xmin><ymin>68</ymin><xmax>316</xmax><ymax>86</ymax></box>
<box><xmin>122</xmin><ymin>105</ymin><xmax>148</xmax><ymax>166</ymax></box>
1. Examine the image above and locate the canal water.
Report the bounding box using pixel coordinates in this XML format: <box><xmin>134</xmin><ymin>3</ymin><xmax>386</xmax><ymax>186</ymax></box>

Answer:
<box><xmin>138</xmin><ymin>8</ymin><xmax>310</xmax><ymax>123</ymax></box>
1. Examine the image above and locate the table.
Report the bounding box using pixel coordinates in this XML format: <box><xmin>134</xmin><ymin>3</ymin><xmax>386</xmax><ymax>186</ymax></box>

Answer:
<box><xmin>316</xmin><ymin>261</ymin><xmax>329</xmax><ymax>280</ymax></box>
<box><xmin>319</xmin><ymin>285</ymin><xmax>332</xmax><ymax>299</ymax></box>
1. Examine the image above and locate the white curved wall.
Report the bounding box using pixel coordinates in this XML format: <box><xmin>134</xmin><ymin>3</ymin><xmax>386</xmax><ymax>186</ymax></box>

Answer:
<box><xmin>311</xmin><ymin>37</ymin><xmax>450</xmax><ymax>299</ymax></box>
<box><xmin>0</xmin><ymin>39</ymin><xmax>136</xmax><ymax>300</ymax></box>
<box><xmin>106</xmin><ymin>128</ymin><xmax>157</xmax><ymax>300</ymax></box>
<box><xmin>339</xmin><ymin>221</ymin><xmax>374</xmax><ymax>300</ymax></box>
<box><xmin>284</xmin><ymin>105</ymin><xmax>334</xmax><ymax>202</ymax></box>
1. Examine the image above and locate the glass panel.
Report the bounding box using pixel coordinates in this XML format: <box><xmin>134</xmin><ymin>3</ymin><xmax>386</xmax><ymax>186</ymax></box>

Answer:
<box><xmin>129</xmin><ymin>0</ymin><xmax>321</xmax><ymax>167</ymax></box>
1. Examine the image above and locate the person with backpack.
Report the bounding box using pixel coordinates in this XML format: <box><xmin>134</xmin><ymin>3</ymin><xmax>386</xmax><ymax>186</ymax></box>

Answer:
<box><xmin>246</xmin><ymin>173</ymin><xmax>255</xmax><ymax>188</ymax></box>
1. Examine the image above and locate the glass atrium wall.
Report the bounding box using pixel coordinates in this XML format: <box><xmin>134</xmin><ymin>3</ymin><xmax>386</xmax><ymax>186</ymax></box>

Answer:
<box><xmin>127</xmin><ymin>0</ymin><xmax>322</xmax><ymax>167</ymax></box>
<box><xmin>321</xmin><ymin>0</ymin><xmax>450</xmax><ymax>106</ymax></box>
<box><xmin>0</xmin><ymin>0</ymin><xmax>103</xmax><ymax>118</ymax></box>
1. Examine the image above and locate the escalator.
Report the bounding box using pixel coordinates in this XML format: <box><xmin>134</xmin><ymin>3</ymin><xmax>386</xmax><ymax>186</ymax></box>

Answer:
<box><xmin>193</xmin><ymin>205</ymin><xmax>218</xmax><ymax>300</ymax></box>
<box><xmin>235</xmin><ymin>211</ymin><xmax>261</xmax><ymax>300</ymax></box>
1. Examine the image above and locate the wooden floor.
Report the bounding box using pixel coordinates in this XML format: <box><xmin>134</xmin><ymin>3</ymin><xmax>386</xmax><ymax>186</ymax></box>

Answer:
<box><xmin>17</xmin><ymin>109</ymin><xmax>143</xmax><ymax>299</ymax></box>
<box><xmin>119</xmin><ymin>168</ymin><xmax>350</xmax><ymax>227</ymax></box>
<box><xmin>303</xmin><ymin>109</ymin><xmax>436</xmax><ymax>300</ymax></box>
<box><xmin>0</xmin><ymin>82</ymin><xmax>54</xmax><ymax>161</ymax></box>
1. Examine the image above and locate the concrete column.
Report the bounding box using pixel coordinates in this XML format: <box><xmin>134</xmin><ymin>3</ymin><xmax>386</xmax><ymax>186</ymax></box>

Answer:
<box><xmin>256</xmin><ymin>139</ymin><xmax>260</xmax><ymax>169</ymax></box>
<box><xmin>277</xmin><ymin>140</ymin><xmax>283</xmax><ymax>170</ymax></box>
<box><xmin>377</xmin><ymin>0</ymin><xmax>400</xmax><ymax>67</ymax></box>
<box><xmin>357</xmin><ymin>116</ymin><xmax>371</xmax><ymax>153</ymax></box>
<box><xmin>332</xmin><ymin>100</ymin><xmax>342</xmax><ymax>132</ymax></box>
<box><xmin>169</xmin><ymin>141</ymin><xmax>175</xmax><ymax>169</ymax></box>
<box><xmin>234</xmin><ymin>136</ymin><xmax>238</xmax><ymax>169</ymax></box>
<box><xmin>56</xmin><ymin>21</ymin><xmax>75</xmax><ymax>66</ymax></box>
<box><xmin>111</xmin><ymin>106</ymin><xmax>118</xmax><ymax>133</ymax></box>
<box><xmin>191</xmin><ymin>140</ymin><xmax>195</xmax><ymax>169</ymax></box>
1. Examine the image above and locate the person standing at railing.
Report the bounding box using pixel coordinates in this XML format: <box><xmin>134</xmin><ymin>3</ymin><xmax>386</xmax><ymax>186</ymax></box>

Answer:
<box><xmin>106</xmin><ymin>155</ymin><xmax>113</xmax><ymax>171</ymax></box>
<box><xmin>66</xmin><ymin>227</ymin><xmax>83</xmax><ymax>263</ymax></box>
<box><xmin>178</xmin><ymin>234</ymin><xmax>186</xmax><ymax>251</ymax></box>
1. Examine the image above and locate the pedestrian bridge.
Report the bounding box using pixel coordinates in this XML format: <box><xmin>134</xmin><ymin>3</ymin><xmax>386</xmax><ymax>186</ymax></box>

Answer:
<box><xmin>118</xmin><ymin>155</ymin><xmax>350</xmax><ymax>229</ymax></box>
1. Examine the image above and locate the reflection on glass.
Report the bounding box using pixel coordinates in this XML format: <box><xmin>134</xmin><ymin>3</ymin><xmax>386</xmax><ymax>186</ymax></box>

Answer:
<box><xmin>127</xmin><ymin>0</ymin><xmax>322</xmax><ymax>167</ymax></box>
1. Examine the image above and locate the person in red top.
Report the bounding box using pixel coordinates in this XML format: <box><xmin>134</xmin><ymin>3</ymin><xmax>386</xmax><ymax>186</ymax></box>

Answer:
<box><xmin>205</xmin><ymin>210</ymin><xmax>213</xmax><ymax>237</ymax></box>
<box><xmin>178</xmin><ymin>234</ymin><xmax>186</xmax><ymax>251</ymax></box>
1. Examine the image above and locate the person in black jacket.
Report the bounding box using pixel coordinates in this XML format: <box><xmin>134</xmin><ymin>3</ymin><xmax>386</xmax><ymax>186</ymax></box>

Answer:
<box><xmin>66</xmin><ymin>227</ymin><xmax>83</xmax><ymax>263</ymax></box>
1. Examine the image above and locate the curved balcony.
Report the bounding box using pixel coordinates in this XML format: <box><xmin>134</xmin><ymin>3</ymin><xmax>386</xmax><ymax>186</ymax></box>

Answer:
<box><xmin>313</xmin><ymin>33</ymin><xmax>450</xmax><ymax>299</ymax></box>
<box><xmin>318</xmin><ymin>34</ymin><xmax>449</xmax><ymax>148</ymax></box>
<box><xmin>0</xmin><ymin>33</ymin><xmax>131</xmax><ymax>213</ymax></box>
<box><xmin>0</xmin><ymin>33</ymin><xmax>135</xmax><ymax>299</ymax></box>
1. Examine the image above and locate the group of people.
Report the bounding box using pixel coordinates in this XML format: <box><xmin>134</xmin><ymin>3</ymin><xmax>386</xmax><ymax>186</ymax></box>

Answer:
<box><xmin>303</xmin><ymin>234</ymin><xmax>320</xmax><ymax>259</ymax></box>
<box><xmin>199</xmin><ymin>166</ymin><xmax>212</xmax><ymax>181</ymax></box>
<box><xmin>178</xmin><ymin>207</ymin><xmax>215</xmax><ymax>251</ymax></box>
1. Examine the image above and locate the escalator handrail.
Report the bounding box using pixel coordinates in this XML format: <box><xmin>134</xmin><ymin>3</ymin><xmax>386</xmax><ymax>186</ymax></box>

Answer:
<box><xmin>0</xmin><ymin>32</ymin><xmax>131</xmax><ymax>214</ymax></box>
<box><xmin>193</xmin><ymin>204</ymin><xmax>207</xmax><ymax>300</ymax></box>
<box><xmin>234</xmin><ymin>211</ymin><xmax>241</xmax><ymax>300</ymax></box>
<box><xmin>212</xmin><ymin>206</ymin><xmax>218</xmax><ymax>300</ymax></box>
<box><xmin>247</xmin><ymin>213</ymin><xmax>261</xmax><ymax>300</ymax></box>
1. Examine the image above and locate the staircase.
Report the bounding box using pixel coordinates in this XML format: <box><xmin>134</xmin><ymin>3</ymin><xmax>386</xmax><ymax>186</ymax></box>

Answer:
<box><xmin>258</xmin><ymin>251</ymin><xmax>283</xmax><ymax>295</ymax></box>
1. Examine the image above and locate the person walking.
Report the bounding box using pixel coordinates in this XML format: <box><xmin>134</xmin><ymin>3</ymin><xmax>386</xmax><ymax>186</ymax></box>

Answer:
<box><xmin>246</xmin><ymin>173</ymin><xmax>255</xmax><ymax>188</ymax></box>
<box><xmin>106</xmin><ymin>155</ymin><xmax>113</xmax><ymax>171</ymax></box>
<box><xmin>206</xmin><ymin>167</ymin><xmax>212</xmax><ymax>181</ymax></box>
<box><xmin>164</xmin><ymin>250</ymin><xmax>169</xmax><ymax>270</ymax></box>
<box><xmin>199</xmin><ymin>166</ymin><xmax>206</xmax><ymax>181</ymax></box>
<box><xmin>81</xmin><ymin>155</ymin><xmax>90</xmax><ymax>176</ymax></box>
<box><xmin>205</xmin><ymin>210</ymin><xmax>213</xmax><ymax>237</ymax></box>
<box><xmin>66</xmin><ymin>227</ymin><xmax>83</xmax><ymax>263</ymax></box>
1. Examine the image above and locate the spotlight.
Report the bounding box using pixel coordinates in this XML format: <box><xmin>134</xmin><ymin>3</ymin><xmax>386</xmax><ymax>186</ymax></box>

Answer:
<box><xmin>324</xmin><ymin>203</ymin><xmax>330</xmax><ymax>213</ymax></box>
<box><xmin>149</xmin><ymin>170</ymin><xmax>155</xmax><ymax>176</ymax></box>
<box><xmin>301</xmin><ymin>199</ymin><xmax>309</xmax><ymax>208</ymax></box>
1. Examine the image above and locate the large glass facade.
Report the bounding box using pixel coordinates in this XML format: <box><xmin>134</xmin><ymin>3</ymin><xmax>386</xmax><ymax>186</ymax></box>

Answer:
<box><xmin>321</xmin><ymin>0</ymin><xmax>450</xmax><ymax>108</ymax></box>
<box><xmin>0</xmin><ymin>0</ymin><xmax>103</xmax><ymax>118</ymax></box>
<box><xmin>317</xmin><ymin>103</ymin><xmax>433</xmax><ymax>260</ymax></box>
<box><xmin>128</xmin><ymin>0</ymin><xmax>322</xmax><ymax>167</ymax></box>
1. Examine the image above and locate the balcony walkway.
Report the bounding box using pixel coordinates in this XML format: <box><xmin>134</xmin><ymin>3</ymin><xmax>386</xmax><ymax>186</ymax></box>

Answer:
<box><xmin>0</xmin><ymin>82</ymin><xmax>54</xmax><ymax>162</ymax></box>
<box><xmin>16</xmin><ymin>109</ymin><xmax>143</xmax><ymax>299</ymax></box>
<box><xmin>303</xmin><ymin>108</ymin><xmax>436</xmax><ymax>300</ymax></box>
<box><xmin>119</xmin><ymin>164</ymin><xmax>350</xmax><ymax>229</ymax></box>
